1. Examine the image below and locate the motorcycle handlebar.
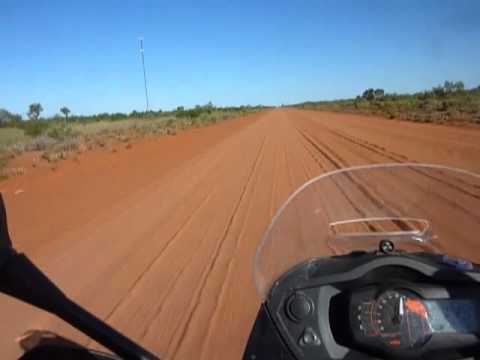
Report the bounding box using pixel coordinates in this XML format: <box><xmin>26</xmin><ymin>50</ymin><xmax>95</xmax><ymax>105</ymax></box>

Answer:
<box><xmin>0</xmin><ymin>253</ymin><xmax>159</xmax><ymax>360</ymax></box>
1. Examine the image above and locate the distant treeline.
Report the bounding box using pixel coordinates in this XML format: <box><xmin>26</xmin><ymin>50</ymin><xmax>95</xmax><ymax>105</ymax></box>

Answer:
<box><xmin>0</xmin><ymin>103</ymin><xmax>268</xmax><ymax>124</ymax></box>
<box><xmin>294</xmin><ymin>81</ymin><xmax>480</xmax><ymax>124</ymax></box>
<box><xmin>0</xmin><ymin>103</ymin><xmax>269</xmax><ymax>136</ymax></box>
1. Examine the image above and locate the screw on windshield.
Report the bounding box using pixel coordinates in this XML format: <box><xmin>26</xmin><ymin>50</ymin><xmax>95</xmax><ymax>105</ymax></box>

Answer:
<box><xmin>379</xmin><ymin>239</ymin><xmax>395</xmax><ymax>254</ymax></box>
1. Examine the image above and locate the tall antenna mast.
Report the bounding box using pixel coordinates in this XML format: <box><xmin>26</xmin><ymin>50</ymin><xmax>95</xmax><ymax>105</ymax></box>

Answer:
<box><xmin>138</xmin><ymin>37</ymin><xmax>150</xmax><ymax>112</ymax></box>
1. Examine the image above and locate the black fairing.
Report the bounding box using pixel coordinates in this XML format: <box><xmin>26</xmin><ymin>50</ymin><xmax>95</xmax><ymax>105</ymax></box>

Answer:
<box><xmin>243</xmin><ymin>304</ymin><xmax>295</xmax><ymax>360</ymax></box>
<box><xmin>244</xmin><ymin>251</ymin><xmax>480</xmax><ymax>360</ymax></box>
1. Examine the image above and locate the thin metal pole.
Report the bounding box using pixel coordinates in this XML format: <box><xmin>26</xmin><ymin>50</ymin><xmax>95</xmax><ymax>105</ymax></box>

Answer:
<box><xmin>139</xmin><ymin>37</ymin><xmax>150</xmax><ymax>112</ymax></box>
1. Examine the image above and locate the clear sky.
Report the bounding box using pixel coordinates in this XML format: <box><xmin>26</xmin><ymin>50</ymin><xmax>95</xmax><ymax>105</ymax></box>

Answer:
<box><xmin>2</xmin><ymin>0</ymin><xmax>480</xmax><ymax>117</ymax></box>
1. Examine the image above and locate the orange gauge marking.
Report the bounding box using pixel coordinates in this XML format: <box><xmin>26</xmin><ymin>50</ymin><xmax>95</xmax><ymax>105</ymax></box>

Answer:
<box><xmin>405</xmin><ymin>298</ymin><xmax>428</xmax><ymax>319</ymax></box>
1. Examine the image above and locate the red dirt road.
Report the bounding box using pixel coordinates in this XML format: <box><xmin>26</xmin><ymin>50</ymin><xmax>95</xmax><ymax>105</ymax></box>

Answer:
<box><xmin>1</xmin><ymin>109</ymin><xmax>480</xmax><ymax>359</ymax></box>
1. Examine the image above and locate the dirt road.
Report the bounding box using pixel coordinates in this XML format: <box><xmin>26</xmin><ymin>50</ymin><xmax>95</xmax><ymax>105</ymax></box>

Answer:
<box><xmin>1</xmin><ymin>109</ymin><xmax>480</xmax><ymax>359</ymax></box>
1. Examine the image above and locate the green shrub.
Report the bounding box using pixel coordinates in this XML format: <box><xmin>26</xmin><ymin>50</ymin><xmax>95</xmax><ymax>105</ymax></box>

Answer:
<box><xmin>23</xmin><ymin>121</ymin><xmax>50</xmax><ymax>137</ymax></box>
<box><xmin>46</xmin><ymin>124</ymin><xmax>77</xmax><ymax>140</ymax></box>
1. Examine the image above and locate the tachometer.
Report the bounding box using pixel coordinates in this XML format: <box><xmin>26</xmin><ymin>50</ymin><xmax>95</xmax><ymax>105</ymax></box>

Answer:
<box><xmin>372</xmin><ymin>290</ymin><xmax>431</xmax><ymax>349</ymax></box>
<box><xmin>352</xmin><ymin>289</ymin><xmax>432</xmax><ymax>351</ymax></box>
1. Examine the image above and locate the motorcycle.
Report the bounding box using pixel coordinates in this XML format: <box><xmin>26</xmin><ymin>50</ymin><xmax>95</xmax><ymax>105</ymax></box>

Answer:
<box><xmin>0</xmin><ymin>163</ymin><xmax>480</xmax><ymax>359</ymax></box>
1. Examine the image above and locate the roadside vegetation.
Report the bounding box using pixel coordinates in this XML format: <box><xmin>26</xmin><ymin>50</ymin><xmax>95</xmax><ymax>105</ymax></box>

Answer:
<box><xmin>0</xmin><ymin>103</ymin><xmax>266</xmax><ymax>179</ymax></box>
<box><xmin>295</xmin><ymin>81</ymin><xmax>480</xmax><ymax>125</ymax></box>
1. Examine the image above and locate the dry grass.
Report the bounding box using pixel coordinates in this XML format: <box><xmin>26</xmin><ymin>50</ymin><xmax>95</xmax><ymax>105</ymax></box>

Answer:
<box><xmin>0</xmin><ymin>109</ymin><xmax>259</xmax><ymax>179</ymax></box>
<box><xmin>0</xmin><ymin>128</ymin><xmax>29</xmax><ymax>147</ymax></box>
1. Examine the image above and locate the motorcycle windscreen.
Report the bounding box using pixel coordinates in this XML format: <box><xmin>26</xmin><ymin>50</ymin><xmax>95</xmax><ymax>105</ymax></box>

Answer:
<box><xmin>253</xmin><ymin>164</ymin><xmax>480</xmax><ymax>300</ymax></box>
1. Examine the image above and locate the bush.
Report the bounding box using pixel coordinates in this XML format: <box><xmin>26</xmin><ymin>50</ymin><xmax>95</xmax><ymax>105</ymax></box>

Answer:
<box><xmin>23</xmin><ymin>121</ymin><xmax>50</xmax><ymax>137</ymax></box>
<box><xmin>46</xmin><ymin>124</ymin><xmax>77</xmax><ymax>140</ymax></box>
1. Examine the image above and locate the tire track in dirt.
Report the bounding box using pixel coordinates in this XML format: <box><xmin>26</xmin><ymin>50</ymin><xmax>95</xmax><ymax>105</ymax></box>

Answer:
<box><xmin>294</xmin><ymin>125</ymin><xmax>415</xmax><ymax>233</ymax></box>
<box><xmin>294</xmin><ymin>126</ymin><xmax>382</xmax><ymax>231</ymax></box>
<box><xmin>98</xmin><ymin>193</ymin><xmax>213</xmax><ymax>326</ymax></box>
<box><xmin>139</xmin><ymin>220</ymin><xmax>215</xmax><ymax>341</ymax></box>
<box><xmin>326</xmin><ymin>128</ymin><xmax>480</xmax><ymax>201</ymax></box>
<box><xmin>197</xmin><ymin>136</ymin><xmax>271</xmax><ymax>359</ymax></box>
<box><xmin>328</xmin><ymin>128</ymin><xmax>409</xmax><ymax>162</ymax></box>
<box><xmin>293</xmin><ymin>110</ymin><xmax>412</xmax><ymax>168</ymax></box>
<box><xmin>94</xmin><ymin>201</ymin><xmax>218</xmax><ymax>352</ymax></box>
<box><xmin>293</xmin><ymin>125</ymin><xmax>328</xmax><ymax>173</ymax></box>
<box><xmin>295</xmin><ymin>116</ymin><xmax>480</xmax><ymax>224</ymax></box>
<box><xmin>314</xmin><ymin>124</ymin><xmax>480</xmax><ymax>221</ymax></box>
<box><xmin>296</xmin><ymin>110</ymin><xmax>480</xmax><ymax>208</ymax></box>
<box><xmin>192</xmin><ymin>115</ymin><xmax>309</xmax><ymax>359</ymax></box>
<box><xmin>293</xmin><ymin>109</ymin><xmax>480</xmax><ymax>257</ymax></box>
<box><xmin>167</xmin><ymin>135</ymin><xmax>267</xmax><ymax>358</ymax></box>
<box><xmin>269</xmin><ymin>140</ymin><xmax>280</xmax><ymax>218</ymax></box>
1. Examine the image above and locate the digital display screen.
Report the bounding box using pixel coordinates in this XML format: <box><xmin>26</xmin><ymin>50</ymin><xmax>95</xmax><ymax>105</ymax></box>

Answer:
<box><xmin>426</xmin><ymin>300</ymin><xmax>480</xmax><ymax>334</ymax></box>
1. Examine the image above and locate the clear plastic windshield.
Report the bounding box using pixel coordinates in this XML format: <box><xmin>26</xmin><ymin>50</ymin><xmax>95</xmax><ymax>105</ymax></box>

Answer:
<box><xmin>254</xmin><ymin>164</ymin><xmax>480</xmax><ymax>299</ymax></box>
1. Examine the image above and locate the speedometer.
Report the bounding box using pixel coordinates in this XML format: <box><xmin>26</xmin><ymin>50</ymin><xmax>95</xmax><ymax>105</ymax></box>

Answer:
<box><xmin>353</xmin><ymin>289</ymin><xmax>432</xmax><ymax>350</ymax></box>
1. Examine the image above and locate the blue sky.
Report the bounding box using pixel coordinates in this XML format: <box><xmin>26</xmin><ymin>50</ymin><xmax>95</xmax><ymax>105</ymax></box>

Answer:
<box><xmin>1</xmin><ymin>0</ymin><xmax>480</xmax><ymax>117</ymax></box>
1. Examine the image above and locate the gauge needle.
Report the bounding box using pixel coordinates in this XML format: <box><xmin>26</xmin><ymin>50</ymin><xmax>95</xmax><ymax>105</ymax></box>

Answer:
<box><xmin>399</xmin><ymin>296</ymin><xmax>404</xmax><ymax>316</ymax></box>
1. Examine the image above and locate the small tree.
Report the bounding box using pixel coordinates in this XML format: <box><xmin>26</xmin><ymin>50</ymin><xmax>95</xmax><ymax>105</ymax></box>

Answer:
<box><xmin>0</xmin><ymin>109</ymin><xmax>21</xmax><ymax>125</ymax></box>
<box><xmin>0</xmin><ymin>109</ymin><xmax>10</xmax><ymax>125</ymax></box>
<box><xmin>443</xmin><ymin>81</ymin><xmax>455</xmax><ymax>93</ymax></box>
<box><xmin>28</xmin><ymin>103</ymin><xmax>43</xmax><ymax>121</ymax></box>
<box><xmin>60</xmin><ymin>106</ymin><xmax>71</xmax><ymax>123</ymax></box>
<box><xmin>374</xmin><ymin>89</ymin><xmax>385</xmax><ymax>100</ymax></box>
<box><xmin>354</xmin><ymin>96</ymin><xmax>361</xmax><ymax>109</ymax></box>
<box><xmin>453</xmin><ymin>81</ymin><xmax>465</xmax><ymax>92</ymax></box>
<box><xmin>362</xmin><ymin>88</ymin><xmax>375</xmax><ymax>101</ymax></box>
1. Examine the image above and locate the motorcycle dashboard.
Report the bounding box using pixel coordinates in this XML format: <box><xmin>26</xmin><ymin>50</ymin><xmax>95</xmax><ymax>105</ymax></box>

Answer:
<box><xmin>259</xmin><ymin>252</ymin><xmax>480</xmax><ymax>360</ymax></box>
<box><xmin>348</xmin><ymin>286</ymin><xmax>480</xmax><ymax>356</ymax></box>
